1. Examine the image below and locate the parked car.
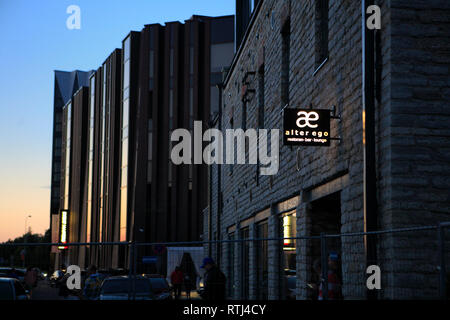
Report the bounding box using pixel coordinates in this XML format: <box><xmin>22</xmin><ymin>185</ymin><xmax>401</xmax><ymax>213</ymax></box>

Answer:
<box><xmin>0</xmin><ymin>268</ymin><xmax>25</xmax><ymax>283</ymax></box>
<box><xmin>99</xmin><ymin>276</ymin><xmax>157</xmax><ymax>300</ymax></box>
<box><xmin>143</xmin><ymin>274</ymin><xmax>172</xmax><ymax>300</ymax></box>
<box><xmin>0</xmin><ymin>278</ymin><xmax>30</xmax><ymax>300</ymax></box>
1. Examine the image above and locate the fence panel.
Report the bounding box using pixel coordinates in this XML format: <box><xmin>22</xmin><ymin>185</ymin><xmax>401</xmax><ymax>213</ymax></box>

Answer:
<box><xmin>0</xmin><ymin>225</ymin><xmax>449</xmax><ymax>300</ymax></box>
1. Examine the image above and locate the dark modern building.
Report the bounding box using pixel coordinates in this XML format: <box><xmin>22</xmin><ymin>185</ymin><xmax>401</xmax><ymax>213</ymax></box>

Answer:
<box><xmin>51</xmin><ymin>15</ymin><xmax>235</xmax><ymax>272</ymax></box>
<box><xmin>50</xmin><ymin>70</ymin><xmax>93</xmax><ymax>263</ymax></box>
<box><xmin>207</xmin><ymin>0</ymin><xmax>450</xmax><ymax>300</ymax></box>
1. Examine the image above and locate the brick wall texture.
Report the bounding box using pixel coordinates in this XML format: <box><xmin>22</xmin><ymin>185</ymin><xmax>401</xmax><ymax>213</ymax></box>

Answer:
<box><xmin>205</xmin><ymin>0</ymin><xmax>450</xmax><ymax>300</ymax></box>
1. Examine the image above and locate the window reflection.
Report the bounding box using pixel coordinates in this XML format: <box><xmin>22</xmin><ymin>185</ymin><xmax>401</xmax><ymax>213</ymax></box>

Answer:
<box><xmin>120</xmin><ymin>35</ymin><xmax>131</xmax><ymax>241</ymax></box>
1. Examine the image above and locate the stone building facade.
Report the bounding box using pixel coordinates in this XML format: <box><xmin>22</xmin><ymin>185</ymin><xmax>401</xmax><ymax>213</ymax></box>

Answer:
<box><xmin>205</xmin><ymin>0</ymin><xmax>450</xmax><ymax>300</ymax></box>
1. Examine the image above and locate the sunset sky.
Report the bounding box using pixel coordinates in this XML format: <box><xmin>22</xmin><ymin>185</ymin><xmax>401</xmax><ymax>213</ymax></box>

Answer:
<box><xmin>0</xmin><ymin>0</ymin><xmax>234</xmax><ymax>242</ymax></box>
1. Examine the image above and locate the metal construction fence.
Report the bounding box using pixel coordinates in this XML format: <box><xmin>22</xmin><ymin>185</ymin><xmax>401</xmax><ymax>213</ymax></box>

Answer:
<box><xmin>0</xmin><ymin>222</ymin><xmax>449</xmax><ymax>300</ymax></box>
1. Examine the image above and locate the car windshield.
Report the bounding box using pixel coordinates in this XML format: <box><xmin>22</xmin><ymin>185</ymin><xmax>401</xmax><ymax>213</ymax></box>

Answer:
<box><xmin>0</xmin><ymin>282</ymin><xmax>13</xmax><ymax>300</ymax></box>
<box><xmin>101</xmin><ymin>279</ymin><xmax>151</xmax><ymax>295</ymax></box>
<box><xmin>149</xmin><ymin>278</ymin><xmax>167</xmax><ymax>291</ymax></box>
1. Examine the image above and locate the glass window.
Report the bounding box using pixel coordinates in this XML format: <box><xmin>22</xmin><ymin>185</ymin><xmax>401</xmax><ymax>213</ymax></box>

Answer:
<box><xmin>121</xmin><ymin>138</ymin><xmax>128</xmax><ymax>169</ymax></box>
<box><xmin>148</xmin><ymin>119</ymin><xmax>153</xmax><ymax>161</ymax></box>
<box><xmin>122</xmin><ymin>125</ymin><xmax>129</xmax><ymax>140</ymax></box>
<box><xmin>190</xmin><ymin>47</ymin><xmax>194</xmax><ymax>74</ymax></box>
<box><xmin>280</xmin><ymin>211</ymin><xmax>297</xmax><ymax>300</ymax></box>
<box><xmin>315</xmin><ymin>0</ymin><xmax>329</xmax><ymax>67</ymax></box>
<box><xmin>120</xmin><ymin>188</ymin><xmax>127</xmax><ymax>241</ymax></box>
<box><xmin>123</xmin><ymin>60</ymin><xmax>130</xmax><ymax>89</ymax></box>
<box><xmin>240</xmin><ymin>228</ymin><xmax>250</xmax><ymax>300</ymax></box>
<box><xmin>281</xmin><ymin>25</ymin><xmax>290</xmax><ymax>106</ymax></box>
<box><xmin>121</xmin><ymin>165</ymin><xmax>128</xmax><ymax>188</ymax></box>
<box><xmin>123</xmin><ymin>99</ymin><xmax>129</xmax><ymax>129</ymax></box>
<box><xmin>256</xmin><ymin>221</ymin><xmax>268</xmax><ymax>300</ymax></box>
<box><xmin>210</xmin><ymin>86</ymin><xmax>219</xmax><ymax>115</ymax></box>
<box><xmin>124</xmin><ymin>37</ymin><xmax>131</xmax><ymax>61</ymax></box>
<box><xmin>149</xmin><ymin>51</ymin><xmax>154</xmax><ymax>77</ymax></box>
<box><xmin>210</xmin><ymin>43</ymin><xmax>234</xmax><ymax>73</ymax></box>
<box><xmin>258</xmin><ymin>67</ymin><xmax>265</xmax><ymax>129</ymax></box>
<box><xmin>169</xmin><ymin>49</ymin><xmax>174</xmax><ymax>76</ymax></box>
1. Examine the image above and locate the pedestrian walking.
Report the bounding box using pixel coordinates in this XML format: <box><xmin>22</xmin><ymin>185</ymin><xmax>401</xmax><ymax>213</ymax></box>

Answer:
<box><xmin>24</xmin><ymin>266</ymin><xmax>37</xmax><ymax>296</ymax></box>
<box><xmin>318</xmin><ymin>252</ymin><xmax>342</xmax><ymax>300</ymax></box>
<box><xmin>184</xmin><ymin>274</ymin><xmax>193</xmax><ymax>299</ymax></box>
<box><xmin>83</xmin><ymin>265</ymin><xmax>102</xmax><ymax>300</ymax></box>
<box><xmin>170</xmin><ymin>266</ymin><xmax>183</xmax><ymax>299</ymax></box>
<box><xmin>200</xmin><ymin>257</ymin><xmax>226</xmax><ymax>301</ymax></box>
<box><xmin>58</xmin><ymin>271</ymin><xmax>70</xmax><ymax>299</ymax></box>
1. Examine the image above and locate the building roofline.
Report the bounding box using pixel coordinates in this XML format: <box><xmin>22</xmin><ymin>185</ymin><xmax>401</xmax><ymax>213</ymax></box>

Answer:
<box><xmin>223</xmin><ymin>1</ymin><xmax>263</xmax><ymax>87</ymax></box>
<box><xmin>73</xmin><ymin>85</ymin><xmax>89</xmax><ymax>97</ymax></box>
<box><xmin>101</xmin><ymin>48</ymin><xmax>122</xmax><ymax>66</ymax></box>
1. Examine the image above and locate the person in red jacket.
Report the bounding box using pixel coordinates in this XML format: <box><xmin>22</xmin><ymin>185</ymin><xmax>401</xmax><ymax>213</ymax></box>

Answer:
<box><xmin>318</xmin><ymin>252</ymin><xmax>342</xmax><ymax>300</ymax></box>
<box><xmin>170</xmin><ymin>266</ymin><xmax>184</xmax><ymax>299</ymax></box>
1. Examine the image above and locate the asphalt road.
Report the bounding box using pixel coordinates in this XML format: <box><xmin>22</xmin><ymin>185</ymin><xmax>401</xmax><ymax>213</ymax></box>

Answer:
<box><xmin>31</xmin><ymin>280</ymin><xmax>64</xmax><ymax>300</ymax></box>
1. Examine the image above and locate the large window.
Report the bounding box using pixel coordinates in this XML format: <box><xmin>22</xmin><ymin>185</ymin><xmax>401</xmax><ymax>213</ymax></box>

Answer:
<box><xmin>256</xmin><ymin>221</ymin><xmax>268</xmax><ymax>300</ymax></box>
<box><xmin>277</xmin><ymin>196</ymin><xmax>298</xmax><ymax>299</ymax></box>
<box><xmin>120</xmin><ymin>36</ymin><xmax>131</xmax><ymax>242</ymax></box>
<box><xmin>148</xmin><ymin>119</ymin><xmax>153</xmax><ymax>183</ymax></box>
<box><xmin>240</xmin><ymin>227</ymin><xmax>250</xmax><ymax>300</ymax></box>
<box><xmin>281</xmin><ymin>20</ymin><xmax>290</xmax><ymax>107</ymax></box>
<box><xmin>258</xmin><ymin>65</ymin><xmax>265</xmax><ymax>129</ymax></box>
<box><xmin>149</xmin><ymin>29</ymin><xmax>155</xmax><ymax>90</ymax></box>
<box><xmin>63</xmin><ymin>102</ymin><xmax>71</xmax><ymax>210</ymax></box>
<box><xmin>315</xmin><ymin>0</ymin><xmax>329</xmax><ymax>68</ymax></box>
<box><xmin>99</xmin><ymin>63</ymin><xmax>109</xmax><ymax>242</ymax></box>
<box><xmin>86</xmin><ymin>75</ymin><xmax>95</xmax><ymax>243</ymax></box>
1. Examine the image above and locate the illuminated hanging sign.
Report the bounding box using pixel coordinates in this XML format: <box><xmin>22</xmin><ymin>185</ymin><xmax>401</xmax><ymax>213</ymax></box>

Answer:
<box><xmin>59</xmin><ymin>210</ymin><xmax>69</xmax><ymax>250</ymax></box>
<box><xmin>283</xmin><ymin>108</ymin><xmax>331</xmax><ymax>146</ymax></box>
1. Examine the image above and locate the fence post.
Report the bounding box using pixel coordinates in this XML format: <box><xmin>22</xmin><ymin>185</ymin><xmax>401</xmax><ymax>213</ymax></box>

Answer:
<box><xmin>132</xmin><ymin>242</ymin><xmax>137</xmax><ymax>300</ymax></box>
<box><xmin>438</xmin><ymin>223</ymin><xmax>446</xmax><ymax>300</ymax></box>
<box><xmin>320</xmin><ymin>232</ymin><xmax>328</xmax><ymax>300</ymax></box>
<box><xmin>127</xmin><ymin>242</ymin><xmax>134</xmax><ymax>300</ymax></box>
<box><xmin>240</xmin><ymin>233</ymin><xmax>244</xmax><ymax>300</ymax></box>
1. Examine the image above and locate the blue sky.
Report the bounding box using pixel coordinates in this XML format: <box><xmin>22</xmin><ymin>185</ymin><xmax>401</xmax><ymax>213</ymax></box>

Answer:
<box><xmin>0</xmin><ymin>0</ymin><xmax>234</xmax><ymax>241</ymax></box>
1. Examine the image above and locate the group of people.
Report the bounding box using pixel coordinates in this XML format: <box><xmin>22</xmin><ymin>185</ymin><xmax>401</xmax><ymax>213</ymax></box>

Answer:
<box><xmin>57</xmin><ymin>264</ymin><xmax>103</xmax><ymax>300</ymax></box>
<box><xmin>170</xmin><ymin>257</ymin><xmax>226</xmax><ymax>301</ymax></box>
<box><xmin>308</xmin><ymin>251</ymin><xmax>342</xmax><ymax>300</ymax></box>
<box><xmin>170</xmin><ymin>266</ymin><xmax>193</xmax><ymax>299</ymax></box>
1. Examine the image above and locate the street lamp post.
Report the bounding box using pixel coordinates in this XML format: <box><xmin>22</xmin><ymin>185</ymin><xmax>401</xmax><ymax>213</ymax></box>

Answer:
<box><xmin>25</xmin><ymin>215</ymin><xmax>32</xmax><ymax>235</ymax></box>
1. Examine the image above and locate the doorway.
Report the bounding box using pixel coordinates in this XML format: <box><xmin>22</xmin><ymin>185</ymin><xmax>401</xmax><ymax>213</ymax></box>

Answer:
<box><xmin>309</xmin><ymin>192</ymin><xmax>342</xmax><ymax>299</ymax></box>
